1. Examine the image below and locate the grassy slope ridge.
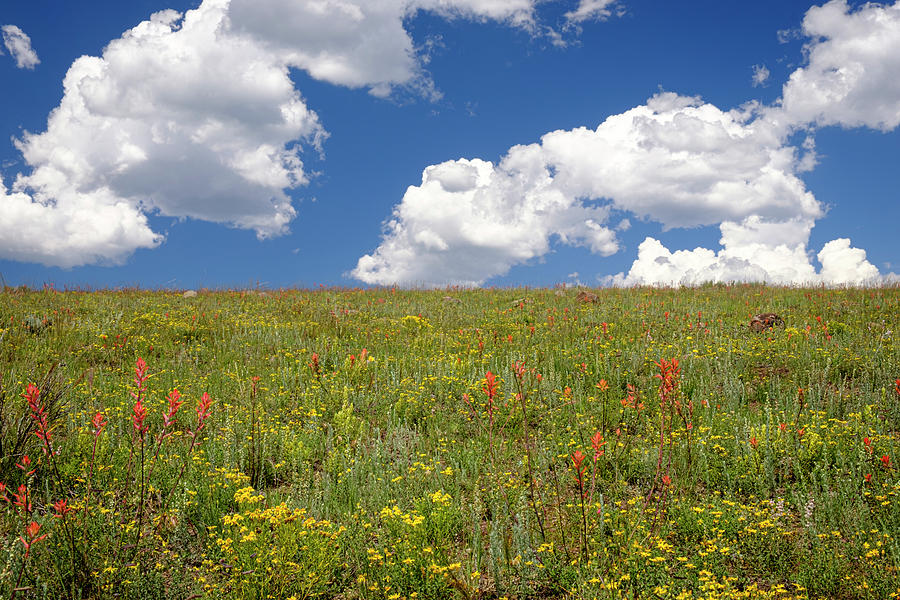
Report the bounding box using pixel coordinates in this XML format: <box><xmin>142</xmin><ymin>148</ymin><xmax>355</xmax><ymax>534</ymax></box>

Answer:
<box><xmin>0</xmin><ymin>284</ymin><xmax>898</xmax><ymax>599</ymax></box>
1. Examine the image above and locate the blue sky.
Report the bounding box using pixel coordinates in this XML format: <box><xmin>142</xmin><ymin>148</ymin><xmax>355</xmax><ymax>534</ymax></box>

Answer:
<box><xmin>1</xmin><ymin>0</ymin><xmax>898</xmax><ymax>288</ymax></box>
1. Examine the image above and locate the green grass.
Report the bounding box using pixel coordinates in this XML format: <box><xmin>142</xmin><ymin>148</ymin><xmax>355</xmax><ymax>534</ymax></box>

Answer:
<box><xmin>0</xmin><ymin>284</ymin><xmax>898</xmax><ymax>599</ymax></box>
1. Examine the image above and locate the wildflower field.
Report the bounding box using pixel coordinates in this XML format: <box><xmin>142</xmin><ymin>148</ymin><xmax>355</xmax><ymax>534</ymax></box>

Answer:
<box><xmin>1</xmin><ymin>284</ymin><xmax>898</xmax><ymax>599</ymax></box>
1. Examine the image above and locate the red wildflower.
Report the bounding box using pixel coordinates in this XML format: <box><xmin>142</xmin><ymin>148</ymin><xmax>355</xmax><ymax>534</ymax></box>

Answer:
<box><xmin>881</xmin><ymin>455</ymin><xmax>891</xmax><ymax>469</ymax></box>
<box><xmin>23</xmin><ymin>383</ymin><xmax>53</xmax><ymax>451</ymax></box>
<box><xmin>483</xmin><ymin>372</ymin><xmax>498</xmax><ymax>402</ymax></box>
<box><xmin>750</xmin><ymin>436</ymin><xmax>759</xmax><ymax>449</ymax></box>
<box><xmin>864</xmin><ymin>473</ymin><xmax>872</xmax><ymax>483</ymax></box>
<box><xmin>511</xmin><ymin>361</ymin><xmax>526</xmax><ymax>381</ymax></box>
<box><xmin>52</xmin><ymin>499</ymin><xmax>73</xmax><ymax>518</ymax></box>
<box><xmin>132</xmin><ymin>398</ymin><xmax>148</xmax><ymax>439</ymax></box>
<box><xmin>162</xmin><ymin>388</ymin><xmax>183</xmax><ymax>428</ymax></box>
<box><xmin>571</xmin><ymin>450</ymin><xmax>587</xmax><ymax>487</ymax></box>
<box><xmin>591</xmin><ymin>431</ymin><xmax>606</xmax><ymax>461</ymax></box>
<box><xmin>572</xmin><ymin>449</ymin><xmax>586</xmax><ymax>470</ymax></box>
<box><xmin>12</xmin><ymin>485</ymin><xmax>31</xmax><ymax>514</ymax></box>
<box><xmin>131</xmin><ymin>357</ymin><xmax>148</xmax><ymax>400</ymax></box>
<box><xmin>19</xmin><ymin>521</ymin><xmax>47</xmax><ymax>559</ymax></box>
<box><xmin>654</xmin><ymin>358</ymin><xmax>681</xmax><ymax>404</ymax></box>
<box><xmin>91</xmin><ymin>412</ymin><xmax>108</xmax><ymax>437</ymax></box>
<box><xmin>195</xmin><ymin>392</ymin><xmax>212</xmax><ymax>434</ymax></box>
<box><xmin>595</xmin><ymin>379</ymin><xmax>609</xmax><ymax>392</ymax></box>
<box><xmin>16</xmin><ymin>455</ymin><xmax>35</xmax><ymax>476</ymax></box>
<box><xmin>621</xmin><ymin>384</ymin><xmax>638</xmax><ymax>409</ymax></box>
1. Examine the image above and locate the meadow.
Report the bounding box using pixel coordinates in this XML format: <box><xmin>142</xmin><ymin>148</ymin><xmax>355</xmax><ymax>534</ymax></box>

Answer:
<box><xmin>0</xmin><ymin>284</ymin><xmax>898</xmax><ymax>599</ymax></box>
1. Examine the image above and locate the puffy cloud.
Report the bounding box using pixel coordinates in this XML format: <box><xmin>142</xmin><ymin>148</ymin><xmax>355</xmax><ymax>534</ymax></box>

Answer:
<box><xmin>227</xmin><ymin>0</ymin><xmax>536</xmax><ymax>95</ymax></box>
<box><xmin>7</xmin><ymin>2</ymin><xmax>325</xmax><ymax>267</ymax></box>
<box><xmin>778</xmin><ymin>0</ymin><xmax>900</xmax><ymax>131</ymax></box>
<box><xmin>0</xmin><ymin>176</ymin><xmax>160</xmax><ymax>267</ymax></box>
<box><xmin>2</xmin><ymin>24</ymin><xmax>40</xmax><ymax>69</ymax></box>
<box><xmin>609</xmin><ymin>0</ymin><xmax>900</xmax><ymax>286</ymax></box>
<box><xmin>356</xmin><ymin>0</ymin><xmax>900</xmax><ymax>288</ymax></box>
<box><xmin>352</xmin><ymin>157</ymin><xmax>617</xmax><ymax>286</ymax></box>
<box><xmin>607</xmin><ymin>215</ymin><xmax>880</xmax><ymax>286</ymax></box>
<box><xmin>817</xmin><ymin>238</ymin><xmax>881</xmax><ymax>284</ymax></box>
<box><xmin>354</xmin><ymin>93</ymin><xmax>824</xmax><ymax>286</ymax></box>
<box><xmin>3</xmin><ymin>0</ymin><xmax>545</xmax><ymax>268</ymax></box>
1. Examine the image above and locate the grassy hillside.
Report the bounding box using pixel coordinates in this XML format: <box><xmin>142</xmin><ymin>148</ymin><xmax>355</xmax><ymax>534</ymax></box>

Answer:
<box><xmin>1</xmin><ymin>285</ymin><xmax>898</xmax><ymax>599</ymax></box>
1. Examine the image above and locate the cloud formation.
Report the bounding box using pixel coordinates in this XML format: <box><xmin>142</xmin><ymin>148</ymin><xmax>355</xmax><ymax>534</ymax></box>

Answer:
<box><xmin>777</xmin><ymin>0</ymin><xmax>900</xmax><ymax>131</ymax></box>
<box><xmin>355</xmin><ymin>0</ymin><xmax>898</xmax><ymax>287</ymax></box>
<box><xmin>1</xmin><ymin>0</ymin><xmax>547</xmax><ymax>268</ymax></box>
<box><xmin>5</xmin><ymin>3</ymin><xmax>325</xmax><ymax>266</ymax></box>
<box><xmin>353</xmin><ymin>156</ymin><xmax>618</xmax><ymax>286</ymax></box>
<box><xmin>228</xmin><ymin>0</ymin><xmax>536</xmax><ymax>97</ymax></box>
<box><xmin>354</xmin><ymin>93</ymin><xmax>832</xmax><ymax>286</ymax></box>
<box><xmin>2</xmin><ymin>24</ymin><xmax>40</xmax><ymax>69</ymax></box>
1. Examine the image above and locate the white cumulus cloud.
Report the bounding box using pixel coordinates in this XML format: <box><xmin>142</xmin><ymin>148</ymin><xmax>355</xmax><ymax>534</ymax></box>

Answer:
<box><xmin>352</xmin><ymin>157</ymin><xmax>617</xmax><ymax>286</ymax></box>
<box><xmin>223</xmin><ymin>0</ymin><xmax>537</xmax><ymax>96</ymax></box>
<box><xmin>2</xmin><ymin>24</ymin><xmax>40</xmax><ymax>69</ymax></box>
<box><xmin>608</xmin><ymin>218</ymin><xmax>879</xmax><ymax>287</ymax></box>
<box><xmin>5</xmin><ymin>2</ymin><xmax>325</xmax><ymax>267</ymax></box>
<box><xmin>1</xmin><ymin>0</ymin><xmax>548</xmax><ymax>268</ymax></box>
<box><xmin>353</xmin><ymin>93</ymin><xmax>822</xmax><ymax>286</ymax></box>
<box><xmin>777</xmin><ymin>0</ymin><xmax>900</xmax><ymax>131</ymax></box>
<box><xmin>355</xmin><ymin>0</ymin><xmax>900</xmax><ymax>288</ymax></box>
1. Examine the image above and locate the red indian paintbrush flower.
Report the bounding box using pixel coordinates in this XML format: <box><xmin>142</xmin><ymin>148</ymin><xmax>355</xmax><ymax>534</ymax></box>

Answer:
<box><xmin>654</xmin><ymin>358</ymin><xmax>681</xmax><ymax>403</ymax></box>
<box><xmin>483</xmin><ymin>371</ymin><xmax>498</xmax><ymax>402</ymax></box>
<box><xmin>591</xmin><ymin>431</ymin><xmax>606</xmax><ymax>461</ymax></box>
<box><xmin>19</xmin><ymin>521</ymin><xmax>47</xmax><ymax>559</ymax></box>
<box><xmin>131</xmin><ymin>357</ymin><xmax>148</xmax><ymax>399</ymax></box>
<box><xmin>511</xmin><ymin>361</ymin><xmax>526</xmax><ymax>381</ymax></box>
<box><xmin>23</xmin><ymin>383</ymin><xmax>53</xmax><ymax>452</ymax></box>
<box><xmin>16</xmin><ymin>455</ymin><xmax>34</xmax><ymax>476</ymax></box>
<box><xmin>91</xmin><ymin>412</ymin><xmax>107</xmax><ymax>437</ymax></box>
<box><xmin>162</xmin><ymin>388</ymin><xmax>183</xmax><ymax>429</ymax></box>
<box><xmin>571</xmin><ymin>450</ymin><xmax>587</xmax><ymax>482</ymax></box>
<box><xmin>12</xmin><ymin>485</ymin><xmax>31</xmax><ymax>514</ymax></box>
<box><xmin>132</xmin><ymin>398</ymin><xmax>148</xmax><ymax>438</ymax></box>
<box><xmin>194</xmin><ymin>392</ymin><xmax>212</xmax><ymax>436</ymax></box>
<box><xmin>130</xmin><ymin>358</ymin><xmax>150</xmax><ymax>439</ymax></box>
<box><xmin>52</xmin><ymin>499</ymin><xmax>73</xmax><ymax>518</ymax></box>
